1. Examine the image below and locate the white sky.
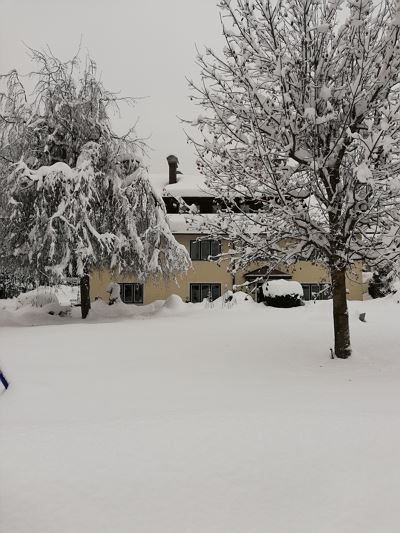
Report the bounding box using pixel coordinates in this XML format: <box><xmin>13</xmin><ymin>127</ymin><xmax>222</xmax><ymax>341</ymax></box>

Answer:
<box><xmin>0</xmin><ymin>0</ymin><xmax>224</xmax><ymax>174</ymax></box>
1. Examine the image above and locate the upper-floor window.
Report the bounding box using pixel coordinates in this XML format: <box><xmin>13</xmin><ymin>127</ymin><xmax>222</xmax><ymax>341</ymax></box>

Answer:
<box><xmin>190</xmin><ymin>239</ymin><xmax>221</xmax><ymax>261</ymax></box>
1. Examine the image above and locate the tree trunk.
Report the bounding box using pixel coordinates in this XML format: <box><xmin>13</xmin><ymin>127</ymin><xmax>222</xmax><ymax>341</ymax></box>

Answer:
<box><xmin>80</xmin><ymin>274</ymin><xmax>91</xmax><ymax>319</ymax></box>
<box><xmin>330</xmin><ymin>266</ymin><xmax>351</xmax><ymax>359</ymax></box>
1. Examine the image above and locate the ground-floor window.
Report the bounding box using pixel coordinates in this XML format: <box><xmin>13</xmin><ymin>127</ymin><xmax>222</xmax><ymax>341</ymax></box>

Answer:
<box><xmin>190</xmin><ymin>283</ymin><xmax>221</xmax><ymax>303</ymax></box>
<box><xmin>119</xmin><ymin>283</ymin><xmax>144</xmax><ymax>304</ymax></box>
<box><xmin>301</xmin><ymin>283</ymin><xmax>331</xmax><ymax>301</ymax></box>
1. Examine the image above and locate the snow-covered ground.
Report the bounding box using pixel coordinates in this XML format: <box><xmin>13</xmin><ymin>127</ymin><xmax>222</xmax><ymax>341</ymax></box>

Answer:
<box><xmin>1</xmin><ymin>294</ymin><xmax>400</xmax><ymax>533</ymax></box>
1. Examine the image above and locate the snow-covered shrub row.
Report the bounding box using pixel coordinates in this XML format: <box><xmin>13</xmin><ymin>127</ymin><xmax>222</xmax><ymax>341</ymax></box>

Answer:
<box><xmin>16</xmin><ymin>287</ymin><xmax>70</xmax><ymax>316</ymax></box>
<box><xmin>17</xmin><ymin>287</ymin><xmax>60</xmax><ymax>308</ymax></box>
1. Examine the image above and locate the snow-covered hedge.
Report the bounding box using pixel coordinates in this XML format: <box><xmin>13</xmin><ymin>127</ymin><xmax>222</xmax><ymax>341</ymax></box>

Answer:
<box><xmin>18</xmin><ymin>287</ymin><xmax>60</xmax><ymax>308</ymax></box>
<box><xmin>262</xmin><ymin>280</ymin><xmax>304</xmax><ymax>308</ymax></box>
<box><xmin>16</xmin><ymin>286</ymin><xmax>77</xmax><ymax>315</ymax></box>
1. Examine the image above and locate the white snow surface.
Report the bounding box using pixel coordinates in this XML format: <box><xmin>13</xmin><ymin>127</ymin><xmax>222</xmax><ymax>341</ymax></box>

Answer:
<box><xmin>263</xmin><ymin>279</ymin><xmax>304</xmax><ymax>297</ymax></box>
<box><xmin>1</xmin><ymin>294</ymin><xmax>400</xmax><ymax>532</ymax></box>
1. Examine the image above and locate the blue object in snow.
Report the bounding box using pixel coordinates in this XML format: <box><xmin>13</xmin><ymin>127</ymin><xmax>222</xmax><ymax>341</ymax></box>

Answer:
<box><xmin>0</xmin><ymin>370</ymin><xmax>9</xmax><ymax>390</ymax></box>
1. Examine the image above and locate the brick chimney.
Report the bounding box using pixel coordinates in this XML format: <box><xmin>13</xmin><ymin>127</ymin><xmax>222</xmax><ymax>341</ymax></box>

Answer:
<box><xmin>167</xmin><ymin>155</ymin><xmax>179</xmax><ymax>184</ymax></box>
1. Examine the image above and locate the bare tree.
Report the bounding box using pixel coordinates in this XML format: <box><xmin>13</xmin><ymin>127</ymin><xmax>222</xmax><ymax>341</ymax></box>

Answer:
<box><xmin>189</xmin><ymin>0</ymin><xmax>400</xmax><ymax>358</ymax></box>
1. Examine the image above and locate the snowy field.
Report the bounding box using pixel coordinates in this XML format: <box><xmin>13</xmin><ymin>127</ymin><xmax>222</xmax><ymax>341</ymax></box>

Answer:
<box><xmin>1</xmin><ymin>294</ymin><xmax>400</xmax><ymax>533</ymax></box>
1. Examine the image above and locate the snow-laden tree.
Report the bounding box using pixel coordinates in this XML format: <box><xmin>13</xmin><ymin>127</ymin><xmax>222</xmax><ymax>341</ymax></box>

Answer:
<box><xmin>189</xmin><ymin>0</ymin><xmax>400</xmax><ymax>358</ymax></box>
<box><xmin>1</xmin><ymin>50</ymin><xmax>190</xmax><ymax>317</ymax></box>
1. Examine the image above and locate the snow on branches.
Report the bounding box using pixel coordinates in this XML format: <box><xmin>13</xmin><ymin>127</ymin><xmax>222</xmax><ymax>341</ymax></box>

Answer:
<box><xmin>0</xmin><ymin>49</ymin><xmax>189</xmax><ymax>291</ymax></box>
<box><xmin>189</xmin><ymin>0</ymin><xmax>400</xmax><ymax>273</ymax></box>
<box><xmin>4</xmin><ymin>142</ymin><xmax>189</xmax><ymax>283</ymax></box>
<box><xmin>189</xmin><ymin>0</ymin><xmax>400</xmax><ymax>357</ymax></box>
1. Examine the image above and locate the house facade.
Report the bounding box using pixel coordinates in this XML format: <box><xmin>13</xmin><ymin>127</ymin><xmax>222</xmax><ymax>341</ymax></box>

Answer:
<box><xmin>90</xmin><ymin>156</ymin><xmax>364</xmax><ymax>304</ymax></box>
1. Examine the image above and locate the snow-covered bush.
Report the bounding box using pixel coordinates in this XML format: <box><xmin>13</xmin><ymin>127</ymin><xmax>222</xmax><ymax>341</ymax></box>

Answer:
<box><xmin>16</xmin><ymin>286</ymin><xmax>70</xmax><ymax>315</ymax></box>
<box><xmin>262</xmin><ymin>280</ymin><xmax>303</xmax><ymax>308</ymax></box>
<box><xmin>107</xmin><ymin>282</ymin><xmax>121</xmax><ymax>305</ymax></box>
<box><xmin>15</xmin><ymin>285</ymin><xmax>81</xmax><ymax>315</ymax></box>
<box><xmin>17</xmin><ymin>287</ymin><xmax>59</xmax><ymax>308</ymax></box>
<box><xmin>368</xmin><ymin>266</ymin><xmax>396</xmax><ymax>299</ymax></box>
<box><xmin>214</xmin><ymin>290</ymin><xmax>254</xmax><ymax>308</ymax></box>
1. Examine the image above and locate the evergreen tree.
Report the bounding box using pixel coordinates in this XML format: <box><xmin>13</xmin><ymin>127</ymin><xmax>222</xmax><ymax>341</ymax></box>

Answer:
<box><xmin>0</xmin><ymin>49</ymin><xmax>190</xmax><ymax>317</ymax></box>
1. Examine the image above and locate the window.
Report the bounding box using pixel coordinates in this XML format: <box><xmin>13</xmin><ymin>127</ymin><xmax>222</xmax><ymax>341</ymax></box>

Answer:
<box><xmin>301</xmin><ymin>283</ymin><xmax>331</xmax><ymax>301</ymax></box>
<box><xmin>190</xmin><ymin>283</ymin><xmax>221</xmax><ymax>303</ymax></box>
<box><xmin>190</xmin><ymin>239</ymin><xmax>221</xmax><ymax>261</ymax></box>
<box><xmin>119</xmin><ymin>283</ymin><xmax>144</xmax><ymax>304</ymax></box>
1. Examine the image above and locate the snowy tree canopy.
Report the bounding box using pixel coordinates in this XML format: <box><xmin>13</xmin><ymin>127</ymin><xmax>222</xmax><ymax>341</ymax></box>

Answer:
<box><xmin>4</xmin><ymin>144</ymin><xmax>189</xmax><ymax>282</ymax></box>
<box><xmin>189</xmin><ymin>0</ymin><xmax>400</xmax><ymax>273</ymax></box>
<box><xmin>0</xmin><ymin>48</ymin><xmax>140</xmax><ymax>169</ymax></box>
<box><xmin>0</xmin><ymin>50</ymin><xmax>189</xmax><ymax>287</ymax></box>
<box><xmin>189</xmin><ymin>0</ymin><xmax>400</xmax><ymax>357</ymax></box>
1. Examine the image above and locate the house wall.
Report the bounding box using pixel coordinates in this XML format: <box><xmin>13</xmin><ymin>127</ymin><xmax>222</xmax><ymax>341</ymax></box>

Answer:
<box><xmin>90</xmin><ymin>234</ymin><xmax>234</xmax><ymax>304</ymax></box>
<box><xmin>90</xmin><ymin>235</ymin><xmax>364</xmax><ymax>303</ymax></box>
<box><xmin>289</xmin><ymin>261</ymin><xmax>364</xmax><ymax>300</ymax></box>
<box><xmin>236</xmin><ymin>260</ymin><xmax>363</xmax><ymax>301</ymax></box>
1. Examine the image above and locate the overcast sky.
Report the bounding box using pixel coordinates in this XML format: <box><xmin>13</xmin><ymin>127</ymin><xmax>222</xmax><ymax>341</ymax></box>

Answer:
<box><xmin>0</xmin><ymin>0</ymin><xmax>224</xmax><ymax>174</ymax></box>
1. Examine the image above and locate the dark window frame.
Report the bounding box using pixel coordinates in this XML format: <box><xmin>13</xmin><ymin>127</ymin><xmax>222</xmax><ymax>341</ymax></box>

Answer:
<box><xmin>301</xmin><ymin>283</ymin><xmax>332</xmax><ymax>301</ymax></box>
<box><xmin>190</xmin><ymin>283</ymin><xmax>221</xmax><ymax>303</ymax></box>
<box><xmin>119</xmin><ymin>283</ymin><xmax>144</xmax><ymax>304</ymax></box>
<box><xmin>190</xmin><ymin>239</ymin><xmax>221</xmax><ymax>261</ymax></box>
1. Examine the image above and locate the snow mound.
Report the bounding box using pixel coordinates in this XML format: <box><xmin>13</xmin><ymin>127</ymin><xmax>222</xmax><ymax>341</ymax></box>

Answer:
<box><xmin>231</xmin><ymin>291</ymin><xmax>254</xmax><ymax>304</ymax></box>
<box><xmin>90</xmin><ymin>299</ymin><xmax>137</xmax><ymax>318</ymax></box>
<box><xmin>212</xmin><ymin>290</ymin><xmax>254</xmax><ymax>307</ymax></box>
<box><xmin>89</xmin><ymin>298</ymin><xmax>165</xmax><ymax>320</ymax></box>
<box><xmin>155</xmin><ymin>295</ymin><xmax>189</xmax><ymax>317</ymax></box>
<box><xmin>263</xmin><ymin>279</ymin><xmax>304</xmax><ymax>298</ymax></box>
<box><xmin>163</xmin><ymin>294</ymin><xmax>186</xmax><ymax>310</ymax></box>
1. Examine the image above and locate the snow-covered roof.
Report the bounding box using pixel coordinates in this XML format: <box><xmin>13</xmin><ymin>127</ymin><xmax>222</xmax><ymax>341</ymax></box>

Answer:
<box><xmin>166</xmin><ymin>213</ymin><xmax>271</xmax><ymax>235</ymax></box>
<box><xmin>149</xmin><ymin>173</ymin><xmax>212</xmax><ymax>198</ymax></box>
<box><xmin>167</xmin><ymin>214</ymin><xmax>218</xmax><ymax>234</ymax></box>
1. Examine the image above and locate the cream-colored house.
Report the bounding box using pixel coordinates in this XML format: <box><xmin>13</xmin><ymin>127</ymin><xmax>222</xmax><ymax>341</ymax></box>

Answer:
<box><xmin>90</xmin><ymin>156</ymin><xmax>364</xmax><ymax>304</ymax></box>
